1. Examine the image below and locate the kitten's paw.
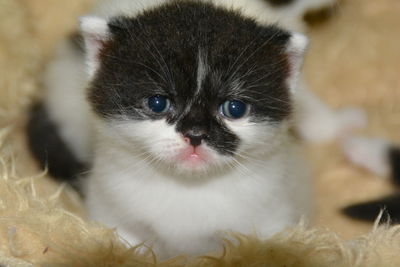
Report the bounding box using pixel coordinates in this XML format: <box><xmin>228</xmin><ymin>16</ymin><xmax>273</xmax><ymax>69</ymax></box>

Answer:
<box><xmin>298</xmin><ymin>106</ymin><xmax>367</xmax><ymax>143</ymax></box>
<box><xmin>335</xmin><ymin>107</ymin><xmax>368</xmax><ymax>138</ymax></box>
<box><xmin>342</xmin><ymin>136</ymin><xmax>390</xmax><ymax>177</ymax></box>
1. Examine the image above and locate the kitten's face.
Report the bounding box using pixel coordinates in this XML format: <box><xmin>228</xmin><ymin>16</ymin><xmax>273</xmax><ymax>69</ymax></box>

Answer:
<box><xmin>84</xmin><ymin>1</ymin><xmax>306</xmax><ymax>175</ymax></box>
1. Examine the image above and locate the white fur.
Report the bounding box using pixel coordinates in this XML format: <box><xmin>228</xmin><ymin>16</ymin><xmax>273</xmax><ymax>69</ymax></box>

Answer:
<box><xmin>80</xmin><ymin>16</ymin><xmax>110</xmax><ymax>78</ymax></box>
<box><xmin>342</xmin><ymin>137</ymin><xmax>390</xmax><ymax>177</ymax></box>
<box><xmin>87</xmin><ymin>117</ymin><xmax>311</xmax><ymax>257</ymax></box>
<box><xmin>293</xmin><ymin>80</ymin><xmax>367</xmax><ymax>143</ymax></box>
<box><xmin>44</xmin><ymin>41</ymin><xmax>91</xmax><ymax>162</ymax></box>
<box><xmin>286</xmin><ymin>33</ymin><xmax>308</xmax><ymax>93</ymax></box>
<box><xmin>196</xmin><ymin>49</ymin><xmax>208</xmax><ymax>97</ymax></box>
<box><xmin>42</xmin><ymin>0</ymin><xmax>357</xmax><ymax>259</ymax></box>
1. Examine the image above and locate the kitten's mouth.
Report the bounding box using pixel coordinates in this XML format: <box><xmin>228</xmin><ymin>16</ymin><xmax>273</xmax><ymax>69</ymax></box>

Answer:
<box><xmin>177</xmin><ymin>146</ymin><xmax>209</xmax><ymax>170</ymax></box>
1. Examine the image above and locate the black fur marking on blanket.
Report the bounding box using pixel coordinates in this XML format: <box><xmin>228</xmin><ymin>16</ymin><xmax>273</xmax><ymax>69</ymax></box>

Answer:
<box><xmin>389</xmin><ymin>146</ymin><xmax>400</xmax><ymax>186</ymax></box>
<box><xmin>342</xmin><ymin>194</ymin><xmax>400</xmax><ymax>224</ymax></box>
<box><xmin>26</xmin><ymin>102</ymin><xmax>87</xmax><ymax>195</ymax></box>
<box><xmin>342</xmin><ymin>146</ymin><xmax>400</xmax><ymax>224</ymax></box>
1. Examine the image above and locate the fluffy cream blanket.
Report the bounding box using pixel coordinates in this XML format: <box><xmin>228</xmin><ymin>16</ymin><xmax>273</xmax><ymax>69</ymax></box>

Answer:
<box><xmin>0</xmin><ymin>0</ymin><xmax>399</xmax><ymax>265</ymax></box>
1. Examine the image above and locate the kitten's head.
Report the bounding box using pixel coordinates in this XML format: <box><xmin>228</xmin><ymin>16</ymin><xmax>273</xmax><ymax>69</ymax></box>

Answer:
<box><xmin>81</xmin><ymin>1</ymin><xmax>307</xmax><ymax>175</ymax></box>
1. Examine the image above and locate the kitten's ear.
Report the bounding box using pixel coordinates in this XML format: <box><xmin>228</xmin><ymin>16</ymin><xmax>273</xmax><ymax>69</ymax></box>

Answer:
<box><xmin>79</xmin><ymin>16</ymin><xmax>111</xmax><ymax>78</ymax></box>
<box><xmin>286</xmin><ymin>33</ymin><xmax>308</xmax><ymax>93</ymax></box>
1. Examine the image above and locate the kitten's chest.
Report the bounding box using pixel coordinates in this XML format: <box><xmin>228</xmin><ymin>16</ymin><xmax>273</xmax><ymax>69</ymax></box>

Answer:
<box><xmin>86</xmin><ymin>148</ymin><xmax>308</xmax><ymax>256</ymax></box>
<box><xmin>87</xmin><ymin>154</ymin><xmax>289</xmax><ymax>229</ymax></box>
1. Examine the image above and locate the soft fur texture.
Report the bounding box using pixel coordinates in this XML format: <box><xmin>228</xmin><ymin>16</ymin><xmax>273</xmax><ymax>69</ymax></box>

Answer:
<box><xmin>1</xmin><ymin>0</ymin><xmax>400</xmax><ymax>265</ymax></box>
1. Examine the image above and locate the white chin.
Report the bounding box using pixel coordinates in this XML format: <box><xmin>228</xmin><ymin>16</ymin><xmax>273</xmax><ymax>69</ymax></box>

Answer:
<box><xmin>175</xmin><ymin>160</ymin><xmax>211</xmax><ymax>174</ymax></box>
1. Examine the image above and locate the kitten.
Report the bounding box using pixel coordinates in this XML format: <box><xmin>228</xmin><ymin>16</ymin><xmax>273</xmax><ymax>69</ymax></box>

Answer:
<box><xmin>342</xmin><ymin>137</ymin><xmax>400</xmax><ymax>223</ymax></box>
<box><xmin>27</xmin><ymin>0</ymin><xmax>364</xmax><ymax>258</ymax></box>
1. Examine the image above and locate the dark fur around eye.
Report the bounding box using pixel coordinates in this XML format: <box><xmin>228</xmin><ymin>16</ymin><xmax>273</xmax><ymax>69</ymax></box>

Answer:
<box><xmin>88</xmin><ymin>0</ymin><xmax>293</xmax><ymax>155</ymax></box>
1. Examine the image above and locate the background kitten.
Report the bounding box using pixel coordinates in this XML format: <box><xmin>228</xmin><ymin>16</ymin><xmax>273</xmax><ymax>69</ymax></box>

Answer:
<box><xmin>342</xmin><ymin>137</ymin><xmax>400</xmax><ymax>223</ymax></box>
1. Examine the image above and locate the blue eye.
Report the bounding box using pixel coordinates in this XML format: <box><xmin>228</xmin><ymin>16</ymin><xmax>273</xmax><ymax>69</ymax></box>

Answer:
<box><xmin>220</xmin><ymin>100</ymin><xmax>248</xmax><ymax>119</ymax></box>
<box><xmin>148</xmin><ymin>95</ymin><xmax>170</xmax><ymax>113</ymax></box>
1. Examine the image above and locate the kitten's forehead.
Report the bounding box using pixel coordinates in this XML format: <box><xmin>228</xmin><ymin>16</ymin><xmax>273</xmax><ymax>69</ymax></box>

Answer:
<box><xmin>105</xmin><ymin>1</ymin><xmax>291</xmax><ymax>74</ymax></box>
<box><xmin>90</xmin><ymin>1</ymin><xmax>292</xmax><ymax>121</ymax></box>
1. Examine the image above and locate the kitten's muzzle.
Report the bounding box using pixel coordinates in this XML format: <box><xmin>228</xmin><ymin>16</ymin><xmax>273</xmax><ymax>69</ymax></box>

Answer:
<box><xmin>184</xmin><ymin>130</ymin><xmax>208</xmax><ymax>147</ymax></box>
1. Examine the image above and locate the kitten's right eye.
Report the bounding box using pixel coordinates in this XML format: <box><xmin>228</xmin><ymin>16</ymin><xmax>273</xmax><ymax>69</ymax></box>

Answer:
<box><xmin>147</xmin><ymin>95</ymin><xmax>171</xmax><ymax>114</ymax></box>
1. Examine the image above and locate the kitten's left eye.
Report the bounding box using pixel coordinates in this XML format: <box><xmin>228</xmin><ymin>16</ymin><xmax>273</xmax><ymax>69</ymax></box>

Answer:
<box><xmin>148</xmin><ymin>95</ymin><xmax>171</xmax><ymax>114</ymax></box>
<box><xmin>219</xmin><ymin>100</ymin><xmax>249</xmax><ymax>119</ymax></box>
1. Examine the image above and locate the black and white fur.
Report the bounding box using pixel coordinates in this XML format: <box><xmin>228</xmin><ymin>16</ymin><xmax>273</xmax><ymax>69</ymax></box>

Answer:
<box><xmin>27</xmin><ymin>0</ymin><xmax>365</xmax><ymax>258</ymax></box>
<box><xmin>342</xmin><ymin>137</ymin><xmax>400</xmax><ymax>223</ymax></box>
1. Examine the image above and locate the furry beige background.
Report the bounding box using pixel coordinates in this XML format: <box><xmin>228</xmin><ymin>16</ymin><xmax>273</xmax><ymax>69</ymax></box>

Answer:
<box><xmin>305</xmin><ymin>0</ymin><xmax>400</xmax><ymax>238</ymax></box>
<box><xmin>0</xmin><ymin>0</ymin><xmax>399</xmax><ymax>265</ymax></box>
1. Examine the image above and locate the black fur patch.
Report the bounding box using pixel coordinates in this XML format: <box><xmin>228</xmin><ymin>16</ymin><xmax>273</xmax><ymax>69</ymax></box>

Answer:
<box><xmin>342</xmin><ymin>194</ymin><xmax>400</xmax><ymax>224</ymax></box>
<box><xmin>342</xmin><ymin>146</ymin><xmax>400</xmax><ymax>223</ymax></box>
<box><xmin>263</xmin><ymin>0</ymin><xmax>295</xmax><ymax>7</ymax></box>
<box><xmin>88</xmin><ymin>1</ymin><xmax>292</xmax><ymax>155</ymax></box>
<box><xmin>389</xmin><ymin>146</ymin><xmax>400</xmax><ymax>186</ymax></box>
<box><xmin>26</xmin><ymin>102</ymin><xmax>87</xmax><ymax>194</ymax></box>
